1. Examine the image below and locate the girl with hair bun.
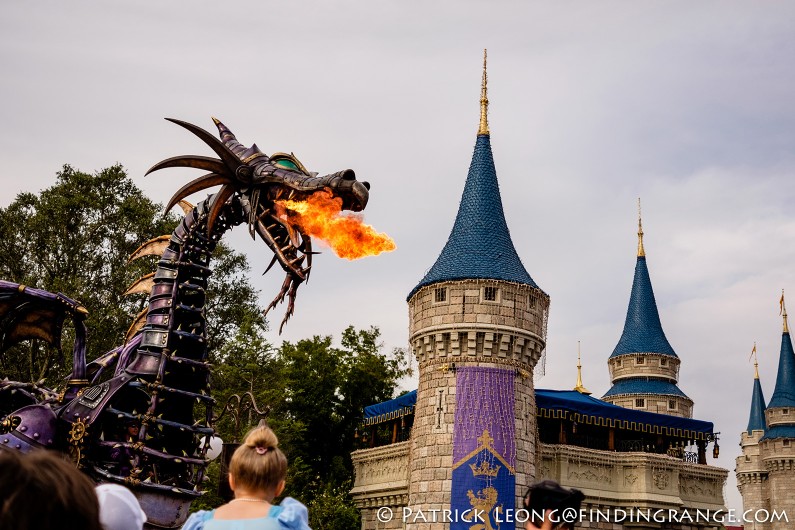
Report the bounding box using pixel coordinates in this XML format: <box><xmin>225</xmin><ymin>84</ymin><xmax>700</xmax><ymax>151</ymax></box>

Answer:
<box><xmin>182</xmin><ymin>425</ymin><xmax>310</xmax><ymax>530</ymax></box>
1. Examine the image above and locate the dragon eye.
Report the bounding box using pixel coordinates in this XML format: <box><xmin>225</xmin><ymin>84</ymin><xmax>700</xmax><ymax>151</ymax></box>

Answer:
<box><xmin>274</xmin><ymin>159</ymin><xmax>299</xmax><ymax>171</ymax></box>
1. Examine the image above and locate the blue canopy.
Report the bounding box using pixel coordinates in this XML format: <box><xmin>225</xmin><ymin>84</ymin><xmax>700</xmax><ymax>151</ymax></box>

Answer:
<box><xmin>362</xmin><ymin>388</ymin><xmax>714</xmax><ymax>440</ymax></box>
<box><xmin>536</xmin><ymin>389</ymin><xmax>713</xmax><ymax>440</ymax></box>
<box><xmin>363</xmin><ymin>390</ymin><xmax>417</xmax><ymax>426</ymax></box>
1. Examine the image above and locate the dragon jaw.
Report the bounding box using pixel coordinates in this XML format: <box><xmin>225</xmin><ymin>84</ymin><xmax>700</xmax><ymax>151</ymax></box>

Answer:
<box><xmin>146</xmin><ymin>117</ymin><xmax>370</xmax><ymax>331</ymax></box>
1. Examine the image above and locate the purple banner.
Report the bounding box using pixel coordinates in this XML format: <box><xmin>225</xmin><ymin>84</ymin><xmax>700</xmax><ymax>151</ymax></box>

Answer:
<box><xmin>453</xmin><ymin>367</ymin><xmax>515</xmax><ymax>466</ymax></box>
<box><xmin>451</xmin><ymin>367</ymin><xmax>515</xmax><ymax>530</ymax></box>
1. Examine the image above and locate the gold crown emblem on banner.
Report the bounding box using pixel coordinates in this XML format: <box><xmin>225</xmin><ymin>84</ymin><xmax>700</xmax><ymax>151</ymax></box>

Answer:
<box><xmin>469</xmin><ymin>460</ymin><xmax>500</xmax><ymax>477</ymax></box>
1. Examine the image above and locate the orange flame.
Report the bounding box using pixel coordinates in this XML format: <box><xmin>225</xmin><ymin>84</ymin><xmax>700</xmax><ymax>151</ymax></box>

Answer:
<box><xmin>276</xmin><ymin>190</ymin><xmax>395</xmax><ymax>260</ymax></box>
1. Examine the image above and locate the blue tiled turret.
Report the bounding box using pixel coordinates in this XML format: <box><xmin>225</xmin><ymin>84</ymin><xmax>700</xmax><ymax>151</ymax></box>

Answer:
<box><xmin>602</xmin><ymin>210</ymin><xmax>693</xmax><ymax>418</ymax></box>
<box><xmin>746</xmin><ymin>374</ymin><xmax>767</xmax><ymax>434</ymax></box>
<box><xmin>767</xmin><ymin>328</ymin><xmax>795</xmax><ymax>409</ymax></box>
<box><xmin>609</xmin><ymin>256</ymin><xmax>677</xmax><ymax>358</ymax></box>
<box><xmin>407</xmin><ymin>134</ymin><xmax>541</xmax><ymax>300</ymax></box>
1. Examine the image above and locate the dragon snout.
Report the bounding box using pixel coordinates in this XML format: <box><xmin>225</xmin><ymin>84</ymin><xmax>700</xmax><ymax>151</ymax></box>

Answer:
<box><xmin>350</xmin><ymin>180</ymin><xmax>369</xmax><ymax>211</ymax></box>
<box><xmin>322</xmin><ymin>169</ymin><xmax>370</xmax><ymax>212</ymax></box>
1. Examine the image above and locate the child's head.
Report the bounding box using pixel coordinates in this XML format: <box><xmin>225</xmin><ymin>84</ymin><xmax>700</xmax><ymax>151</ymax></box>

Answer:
<box><xmin>229</xmin><ymin>425</ymin><xmax>288</xmax><ymax>496</ymax></box>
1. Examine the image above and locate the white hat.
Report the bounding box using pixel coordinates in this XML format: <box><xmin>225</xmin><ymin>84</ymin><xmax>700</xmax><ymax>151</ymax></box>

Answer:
<box><xmin>95</xmin><ymin>483</ymin><xmax>147</xmax><ymax>530</ymax></box>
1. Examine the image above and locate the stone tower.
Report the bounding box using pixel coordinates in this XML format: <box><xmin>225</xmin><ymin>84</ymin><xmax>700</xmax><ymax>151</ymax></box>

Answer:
<box><xmin>735</xmin><ymin>348</ymin><xmax>769</xmax><ymax>528</ymax></box>
<box><xmin>757</xmin><ymin>299</ymin><xmax>795</xmax><ymax>530</ymax></box>
<box><xmin>602</xmin><ymin>206</ymin><xmax>695</xmax><ymax>418</ymax></box>
<box><xmin>406</xmin><ymin>51</ymin><xmax>549</xmax><ymax>529</ymax></box>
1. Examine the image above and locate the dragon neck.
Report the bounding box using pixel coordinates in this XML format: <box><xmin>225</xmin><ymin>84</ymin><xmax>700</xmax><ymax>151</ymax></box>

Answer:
<box><xmin>125</xmin><ymin>194</ymin><xmax>243</xmax><ymax>378</ymax></box>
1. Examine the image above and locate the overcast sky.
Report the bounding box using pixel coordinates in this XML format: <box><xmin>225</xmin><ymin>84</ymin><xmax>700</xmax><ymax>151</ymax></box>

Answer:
<box><xmin>3</xmin><ymin>0</ymin><xmax>795</xmax><ymax>513</ymax></box>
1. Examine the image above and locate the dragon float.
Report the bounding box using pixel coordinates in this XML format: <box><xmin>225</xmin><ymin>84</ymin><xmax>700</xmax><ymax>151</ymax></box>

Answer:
<box><xmin>0</xmin><ymin>118</ymin><xmax>372</xmax><ymax>528</ymax></box>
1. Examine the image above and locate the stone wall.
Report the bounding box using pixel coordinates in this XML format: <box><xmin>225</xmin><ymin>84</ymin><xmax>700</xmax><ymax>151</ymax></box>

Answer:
<box><xmin>608</xmin><ymin>354</ymin><xmax>680</xmax><ymax>383</ymax></box>
<box><xmin>735</xmin><ymin>430</ymin><xmax>770</xmax><ymax>530</ymax></box>
<box><xmin>604</xmin><ymin>395</ymin><xmax>693</xmax><ymax>418</ymax></box>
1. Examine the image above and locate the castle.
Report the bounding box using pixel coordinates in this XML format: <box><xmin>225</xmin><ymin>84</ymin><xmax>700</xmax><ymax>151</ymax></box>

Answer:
<box><xmin>350</xmin><ymin>55</ymin><xmax>731</xmax><ymax>529</ymax></box>
<box><xmin>735</xmin><ymin>301</ymin><xmax>795</xmax><ymax>530</ymax></box>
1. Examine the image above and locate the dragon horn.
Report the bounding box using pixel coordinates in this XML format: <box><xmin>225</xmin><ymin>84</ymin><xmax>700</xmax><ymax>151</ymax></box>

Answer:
<box><xmin>164</xmin><ymin>173</ymin><xmax>233</xmax><ymax>214</ymax></box>
<box><xmin>164</xmin><ymin>118</ymin><xmax>242</xmax><ymax>173</ymax></box>
<box><xmin>212</xmin><ymin>117</ymin><xmax>264</xmax><ymax>161</ymax></box>
<box><xmin>206</xmin><ymin>184</ymin><xmax>236</xmax><ymax>237</ymax></box>
<box><xmin>145</xmin><ymin>155</ymin><xmax>227</xmax><ymax>176</ymax></box>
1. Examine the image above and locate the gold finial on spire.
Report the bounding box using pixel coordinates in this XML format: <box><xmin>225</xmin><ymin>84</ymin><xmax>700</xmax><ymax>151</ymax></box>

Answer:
<box><xmin>574</xmin><ymin>341</ymin><xmax>591</xmax><ymax>395</ymax></box>
<box><xmin>637</xmin><ymin>198</ymin><xmax>645</xmax><ymax>257</ymax></box>
<box><xmin>781</xmin><ymin>290</ymin><xmax>789</xmax><ymax>333</ymax></box>
<box><xmin>478</xmin><ymin>49</ymin><xmax>490</xmax><ymax>136</ymax></box>
<box><xmin>750</xmin><ymin>342</ymin><xmax>759</xmax><ymax>379</ymax></box>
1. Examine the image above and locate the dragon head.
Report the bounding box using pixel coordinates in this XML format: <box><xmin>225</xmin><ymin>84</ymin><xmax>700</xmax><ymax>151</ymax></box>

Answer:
<box><xmin>146</xmin><ymin>118</ymin><xmax>370</xmax><ymax>330</ymax></box>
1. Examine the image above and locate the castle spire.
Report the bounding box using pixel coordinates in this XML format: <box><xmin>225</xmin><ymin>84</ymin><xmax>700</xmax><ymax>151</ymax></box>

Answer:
<box><xmin>637</xmin><ymin>198</ymin><xmax>645</xmax><ymax>257</ymax></box>
<box><xmin>752</xmin><ymin>342</ymin><xmax>759</xmax><ymax>379</ymax></box>
<box><xmin>769</xmin><ymin>292</ymin><xmax>795</xmax><ymax>408</ymax></box>
<box><xmin>746</xmin><ymin>343</ymin><xmax>767</xmax><ymax>433</ymax></box>
<box><xmin>608</xmin><ymin>206</ymin><xmax>677</xmax><ymax>358</ymax></box>
<box><xmin>478</xmin><ymin>49</ymin><xmax>489</xmax><ymax>136</ymax></box>
<box><xmin>573</xmin><ymin>341</ymin><xmax>591</xmax><ymax>395</ymax></box>
<box><xmin>409</xmin><ymin>51</ymin><xmax>540</xmax><ymax>299</ymax></box>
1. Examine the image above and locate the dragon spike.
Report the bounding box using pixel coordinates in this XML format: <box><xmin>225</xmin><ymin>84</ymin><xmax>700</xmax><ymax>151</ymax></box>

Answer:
<box><xmin>206</xmin><ymin>185</ymin><xmax>236</xmax><ymax>237</ymax></box>
<box><xmin>164</xmin><ymin>173</ymin><xmax>233</xmax><ymax>214</ymax></box>
<box><xmin>145</xmin><ymin>155</ymin><xmax>228</xmax><ymax>176</ymax></box>
<box><xmin>129</xmin><ymin>235</ymin><xmax>171</xmax><ymax>262</ymax></box>
<box><xmin>123</xmin><ymin>273</ymin><xmax>155</xmax><ymax>296</ymax></box>
<box><xmin>164</xmin><ymin>118</ymin><xmax>242</xmax><ymax>173</ymax></box>
<box><xmin>178</xmin><ymin>200</ymin><xmax>195</xmax><ymax>215</ymax></box>
<box><xmin>125</xmin><ymin>307</ymin><xmax>148</xmax><ymax>343</ymax></box>
<box><xmin>263</xmin><ymin>254</ymin><xmax>279</xmax><ymax>275</ymax></box>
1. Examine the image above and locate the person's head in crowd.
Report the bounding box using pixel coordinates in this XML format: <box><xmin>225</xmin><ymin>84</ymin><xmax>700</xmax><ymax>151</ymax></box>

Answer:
<box><xmin>0</xmin><ymin>449</ymin><xmax>102</xmax><ymax>530</ymax></box>
<box><xmin>228</xmin><ymin>424</ymin><xmax>288</xmax><ymax>500</ymax></box>
<box><xmin>95</xmin><ymin>483</ymin><xmax>147</xmax><ymax>530</ymax></box>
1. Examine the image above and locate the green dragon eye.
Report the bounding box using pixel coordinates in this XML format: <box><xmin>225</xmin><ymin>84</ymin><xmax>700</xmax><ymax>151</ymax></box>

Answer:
<box><xmin>274</xmin><ymin>159</ymin><xmax>299</xmax><ymax>171</ymax></box>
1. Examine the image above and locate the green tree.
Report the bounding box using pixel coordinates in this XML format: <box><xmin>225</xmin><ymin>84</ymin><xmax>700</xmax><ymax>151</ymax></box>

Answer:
<box><xmin>274</xmin><ymin>327</ymin><xmax>411</xmax><ymax>493</ymax></box>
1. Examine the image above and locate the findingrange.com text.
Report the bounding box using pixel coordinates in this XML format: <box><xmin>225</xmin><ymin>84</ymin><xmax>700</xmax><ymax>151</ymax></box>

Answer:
<box><xmin>375</xmin><ymin>507</ymin><xmax>789</xmax><ymax>525</ymax></box>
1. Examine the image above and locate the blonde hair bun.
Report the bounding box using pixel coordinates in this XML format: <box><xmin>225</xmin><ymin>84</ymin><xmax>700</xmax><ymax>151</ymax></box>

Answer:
<box><xmin>244</xmin><ymin>425</ymin><xmax>278</xmax><ymax>451</ymax></box>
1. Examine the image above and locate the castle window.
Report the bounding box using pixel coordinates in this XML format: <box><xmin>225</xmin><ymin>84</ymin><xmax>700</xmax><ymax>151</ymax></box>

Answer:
<box><xmin>660</xmin><ymin>358</ymin><xmax>668</xmax><ymax>366</ymax></box>
<box><xmin>483</xmin><ymin>286</ymin><xmax>498</xmax><ymax>302</ymax></box>
<box><xmin>668</xmin><ymin>400</ymin><xmax>677</xmax><ymax>410</ymax></box>
<box><xmin>635</xmin><ymin>398</ymin><xmax>645</xmax><ymax>408</ymax></box>
<box><xmin>616</xmin><ymin>359</ymin><xmax>622</xmax><ymax>367</ymax></box>
<box><xmin>784</xmin><ymin>409</ymin><xmax>790</xmax><ymax>415</ymax></box>
<box><xmin>434</xmin><ymin>287</ymin><xmax>447</xmax><ymax>303</ymax></box>
<box><xmin>745</xmin><ymin>455</ymin><xmax>751</xmax><ymax>462</ymax></box>
<box><xmin>785</xmin><ymin>440</ymin><xmax>791</xmax><ymax>447</ymax></box>
<box><xmin>442</xmin><ymin>333</ymin><xmax>450</xmax><ymax>353</ymax></box>
<box><xmin>636</xmin><ymin>356</ymin><xmax>645</xmax><ymax>365</ymax></box>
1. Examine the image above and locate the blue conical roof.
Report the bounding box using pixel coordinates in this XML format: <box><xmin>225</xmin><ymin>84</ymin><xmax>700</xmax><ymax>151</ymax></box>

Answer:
<box><xmin>407</xmin><ymin>134</ymin><xmax>540</xmax><ymax>300</ymax></box>
<box><xmin>747</xmin><ymin>376</ymin><xmax>767</xmax><ymax>433</ymax></box>
<box><xmin>609</xmin><ymin>256</ymin><xmax>678</xmax><ymax>358</ymax></box>
<box><xmin>768</xmin><ymin>332</ymin><xmax>795</xmax><ymax>409</ymax></box>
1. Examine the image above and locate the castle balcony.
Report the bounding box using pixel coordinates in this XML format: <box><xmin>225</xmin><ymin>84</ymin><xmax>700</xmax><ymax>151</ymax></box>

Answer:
<box><xmin>350</xmin><ymin>441</ymin><xmax>410</xmax><ymax>510</ymax></box>
<box><xmin>538</xmin><ymin>443</ymin><xmax>728</xmax><ymax>512</ymax></box>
